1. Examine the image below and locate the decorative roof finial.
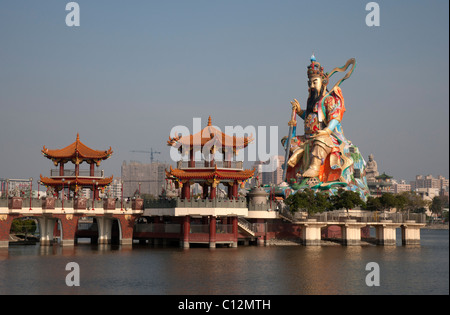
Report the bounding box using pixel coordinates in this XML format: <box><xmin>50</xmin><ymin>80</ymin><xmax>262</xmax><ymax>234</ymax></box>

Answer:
<box><xmin>310</xmin><ymin>52</ymin><xmax>316</xmax><ymax>62</ymax></box>
<box><xmin>208</xmin><ymin>116</ymin><xmax>212</xmax><ymax>126</ymax></box>
<box><xmin>76</xmin><ymin>133</ymin><xmax>80</xmax><ymax>141</ymax></box>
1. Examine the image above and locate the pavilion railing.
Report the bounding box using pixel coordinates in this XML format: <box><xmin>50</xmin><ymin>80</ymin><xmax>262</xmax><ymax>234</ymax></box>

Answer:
<box><xmin>177</xmin><ymin>161</ymin><xmax>243</xmax><ymax>169</ymax></box>
<box><xmin>50</xmin><ymin>169</ymin><xmax>104</xmax><ymax>178</ymax></box>
<box><xmin>143</xmin><ymin>197</ymin><xmax>247</xmax><ymax>209</ymax></box>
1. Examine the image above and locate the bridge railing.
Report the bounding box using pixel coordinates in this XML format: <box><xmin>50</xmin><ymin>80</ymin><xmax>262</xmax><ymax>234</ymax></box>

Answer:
<box><xmin>217</xmin><ymin>224</ymin><xmax>233</xmax><ymax>234</ymax></box>
<box><xmin>248</xmin><ymin>202</ymin><xmax>271</xmax><ymax>211</ymax></box>
<box><xmin>135</xmin><ymin>223</ymin><xmax>181</xmax><ymax>233</ymax></box>
<box><xmin>189</xmin><ymin>224</ymin><xmax>209</xmax><ymax>234</ymax></box>
<box><xmin>311</xmin><ymin>211</ymin><xmax>426</xmax><ymax>224</ymax></box>
<box><xmin>0</xmin><ymin>197</ymin><xmax>137</xmax><ymax>210</ymax></box>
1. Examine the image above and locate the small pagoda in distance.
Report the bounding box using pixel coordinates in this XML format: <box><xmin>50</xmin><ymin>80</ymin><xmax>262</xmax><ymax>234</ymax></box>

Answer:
<box><xmin>40</xmin><ymin>133</ymin><xmax>114</xmax><ymax>199</ymax></box>
<box><xmin>166</xmin><ymin>116</ymin><xmax>255</xmax><ymax>200</ymax></box>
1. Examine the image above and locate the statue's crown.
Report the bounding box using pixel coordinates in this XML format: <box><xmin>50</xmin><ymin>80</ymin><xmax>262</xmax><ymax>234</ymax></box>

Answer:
<box><xmin>307</xmin><ymin>54</ymin><xmax>327</xmax><ymax>82</ymax></box>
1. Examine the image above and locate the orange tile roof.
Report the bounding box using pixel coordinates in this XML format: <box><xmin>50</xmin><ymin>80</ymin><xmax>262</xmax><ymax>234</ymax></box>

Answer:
<box><xmin>166</xmin><ymin>165</ymin><xmax>254</xmax><ymax>181</ymax></box>
<box><xmin>167</xmin><ymin>116</ymin><xmax>253</xmax><ymax>150</ymax></box>
<box><xmin>42</xmin><ymin>133</ymin><xmax>113</xmax><ymax>161</ymax></box>
<box><xmin>39</xmin><ymin>175</ymin><xmax>114</xmax><ymax>187</ymax></box>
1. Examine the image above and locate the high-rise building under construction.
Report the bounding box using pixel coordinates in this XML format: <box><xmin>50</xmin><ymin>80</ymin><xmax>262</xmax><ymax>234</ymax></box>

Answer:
<box><xmin>121</xmin><ymin>161</ymin><xmax>171</xmax><ymax>198</ymax></box>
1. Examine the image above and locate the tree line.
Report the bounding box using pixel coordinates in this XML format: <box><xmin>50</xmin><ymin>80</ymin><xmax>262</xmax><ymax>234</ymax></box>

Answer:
<box><xmin>284</xmin><ymin>189</ymin><xmax>446</xmax><ymax>219</ymax></box>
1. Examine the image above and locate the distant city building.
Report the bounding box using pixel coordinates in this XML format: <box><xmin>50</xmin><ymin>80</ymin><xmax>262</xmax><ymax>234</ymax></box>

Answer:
<box><xmin>415</xmin><ymin>188</ymin><xmax>441</xmax><ymax>202</ymax></box>
<box><xmin>411</xmin><ymin>174</ymin><xmax>448</xmax><ymax>190</ymax></box>
<box><xmin>121</xmin><ymin>161</ymin><xmax>170</xmax><ymax>198</ymax></box>
<box><xmin>81</xmin><ymin>188</ymin><xmax>91</xmax><ymax>199</ymax></box>
<box><xmin>0</xmin><ymin>179</ymin><xmax>33</xmax><ymax>198</ymax></box>
<box><xmin>390</xmin><ymin>179</ymin><xmax>412</xmax><ymax>194</ymax></box>
<box><xmin>252</xmin><ymin>155</ymin><xmax>285</xmax><ymax>186</ymax></box>
<box><xmin>410</xmin><ymin>174</ymin><xmax>449</xmax><ymax>201</ymax></box>
<box><xmin>105</xmin><ymin>178</ymin><xmax>122</xmax><ymax>199</ymax></box>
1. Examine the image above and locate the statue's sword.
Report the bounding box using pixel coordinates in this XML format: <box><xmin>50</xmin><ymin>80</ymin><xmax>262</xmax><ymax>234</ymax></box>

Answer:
<box><xmin>282</xmin><ymin>107</ymin><xmax>297</xmax><ymax>182</ymax></box>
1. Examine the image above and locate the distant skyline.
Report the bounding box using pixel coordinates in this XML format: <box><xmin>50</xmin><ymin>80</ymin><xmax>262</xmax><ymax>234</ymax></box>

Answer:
<box><xmin>0</xmin><ymin>0</ymin><xmax>448</xmax><ymax>184</ymax></box>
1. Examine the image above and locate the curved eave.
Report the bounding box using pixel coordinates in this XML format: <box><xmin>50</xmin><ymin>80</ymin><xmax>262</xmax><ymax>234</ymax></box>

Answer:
<box><xmin>166</xmin><ymin>166</ymin><xmax>254</xmax><ymax>181</ymax></box>
<box><xmin>39</xmin><ymin>174</ymin><xmax>114</xmax><ymax>186</ymax></box>
<box><xmin>41</xmin><ymin>134</ymin><xmax>113</xmax><ymax>161</ymax></box>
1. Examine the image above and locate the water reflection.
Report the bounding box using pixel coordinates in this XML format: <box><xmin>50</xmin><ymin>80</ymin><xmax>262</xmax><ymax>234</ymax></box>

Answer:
<box><xmin>0</xmin><ymin>230</ymin><xmax>448</xmax><ymax>295</ymax></box>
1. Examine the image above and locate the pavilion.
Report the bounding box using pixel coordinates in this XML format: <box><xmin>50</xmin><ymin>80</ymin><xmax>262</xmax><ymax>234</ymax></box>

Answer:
<box><xmin>40</xmin><ymin>133</ymin><xmax>113</xmax><ymax>199</ymax></box>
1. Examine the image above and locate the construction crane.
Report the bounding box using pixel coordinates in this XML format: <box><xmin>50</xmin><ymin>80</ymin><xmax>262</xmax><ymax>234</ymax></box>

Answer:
<box><xmin>130</xmin><ymin>148</ymin><xmax>161</xmax><ymax>163</ymax></box>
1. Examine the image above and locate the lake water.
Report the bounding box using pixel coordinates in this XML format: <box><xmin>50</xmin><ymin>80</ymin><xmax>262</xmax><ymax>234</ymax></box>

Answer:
<box><xmin>0</xmin><ymin>229</ymin><xmax>448</xmax><ymax>295</ymax></box>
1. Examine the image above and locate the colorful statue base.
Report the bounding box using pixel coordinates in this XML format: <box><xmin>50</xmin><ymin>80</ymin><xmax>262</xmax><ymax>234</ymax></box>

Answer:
<box><xmin>283</xmin><ymin>144</ymin><xmax>370</xmax><ymax>202</ymax></box>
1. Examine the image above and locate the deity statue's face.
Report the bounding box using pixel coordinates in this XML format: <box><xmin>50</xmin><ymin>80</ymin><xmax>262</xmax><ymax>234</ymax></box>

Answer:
<box><xmin>308</xmin><ymin>77</ymin><xmax>323</xmax><ymax>94</ymax></box>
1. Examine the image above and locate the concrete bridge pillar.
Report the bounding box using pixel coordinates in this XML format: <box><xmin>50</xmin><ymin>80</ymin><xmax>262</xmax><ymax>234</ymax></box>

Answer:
<box><xmin>209</xmin><ymin>216</ymin><xmax>216</xmax><ymax>248</ymax></box>
<box><xmin>182</xmin><ymin>215</ymin><xmax>190</xmax><ymax>249</ymax></box>
<box><xmin>96</xmin><ymin>216</ymin><xmax>113</xmax><ymax>244</ymax></box>
<box><xmin>401</xmin><ymin>221</ymin><xmax>422</xmax><ymax>245</ymax></box>
<box><xmin>375</xmin><ymin>221</ymin><xmax>400</xmax><ymax>246</ymax></box>
<box><xmin>38</xmin><ymin>216</ymin><xmax>57</xmax><ymax>246</ymax></box>
<box><xmin>302</xmin><ymin>220</ymin><xmax>327</xmax><ymax>246</ymax></box>
<box><xmin>232</xmin><ymin>216</ymin><xmax>238</xmax><ymax>248</ymax></box>
<box><xmin>341</xmin><ymin>220</ymin><xmax>365</xmax><ymax>246</ymax></box>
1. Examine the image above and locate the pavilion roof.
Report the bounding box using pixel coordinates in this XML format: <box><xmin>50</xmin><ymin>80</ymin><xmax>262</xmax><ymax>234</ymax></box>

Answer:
<box><xmin>375</xmin><ymin>172</ymin><xmax>393</xmax><ymax>180</ymax></box>
<box><xmin>42</xmin><ymin>133</ymin><xmax>113</xmax><ymax>161</ymax></box>
<box><xmin>167</xmin><ymin>116</ymin><xmax>253</xmax><ymax>151</ymax></box>
<box><xmin>166</xmin><ymin>165</ymin><xmax>254</xmax><ymax>181</ymax></box>
<box><xmin>39</xmin><ymin>175</ymin><xmax>114</xmax><ymax>187</ymax></box>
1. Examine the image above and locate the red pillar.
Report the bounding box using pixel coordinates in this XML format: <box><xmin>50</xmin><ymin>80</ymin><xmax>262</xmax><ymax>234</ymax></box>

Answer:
<box><xmin>182</xmin><ymin>182</ymin><xmax>190</xmax><ymax>200</ymax></box>
<box><xmin>210</xmin><ymin>185</ymin><xmax>216</xmax><ymax>200</ymax></box>
<box><xmin>53</xmin><ymin>214</ymin><xmax>81</xmax><ymax>246</ymax></box>
<box><xmin>90</xmin><ymin>163</ymin><xmax>95</xmax><ymax>177</ymax></box>
<box><xmin>228</xmin><ymin>183</ymin><xmax>233</xmax><ymax>199</ymax></box>
<box><xmin>59</xmin><ymin>162</ymin><xmax>64</xmax><ymax>176</ymax></box>
<box><xmin>113</xmin><ymin>214</ymin><xmax>138</xmax><ymax>245</ymax></box>
<box><xmin>209</xmin><ymin>216</ymin><xmax>216</xmax><ymax>248</ymax></box>
<box><xmin>182</xmin><ymin>216</ymin><xmax>190</xmax><ymax>248</ymax></box>
<box><xmin>233</xmin><ymin>180</ymin><xmax>238</xmax><ymax>199</ymax></box>
<box><xmin>225</xmin><ymin>150</ymin><xmax>232</xmax><ymax>168</ymax></box>
<box><xmin>0</xmin><ymin>214</ymin><xmax>18</xmax><ymax>248</ymax></box>
<box><xmin>202</xmin><ymin>184</ymin><xmax>208</xmax><ymax>199</ymax></box>
<box><xmin>189</xmin><ymin>149</ymin><xmax>195</xmax><ymax>168</ymax></box>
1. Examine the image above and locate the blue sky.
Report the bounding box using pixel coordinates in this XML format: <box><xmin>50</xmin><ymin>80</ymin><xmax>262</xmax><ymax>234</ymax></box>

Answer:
<box><xmin>0</xmin><ymin>0</ymin><xmax>448</xmax><ymax>184</ymax></box>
